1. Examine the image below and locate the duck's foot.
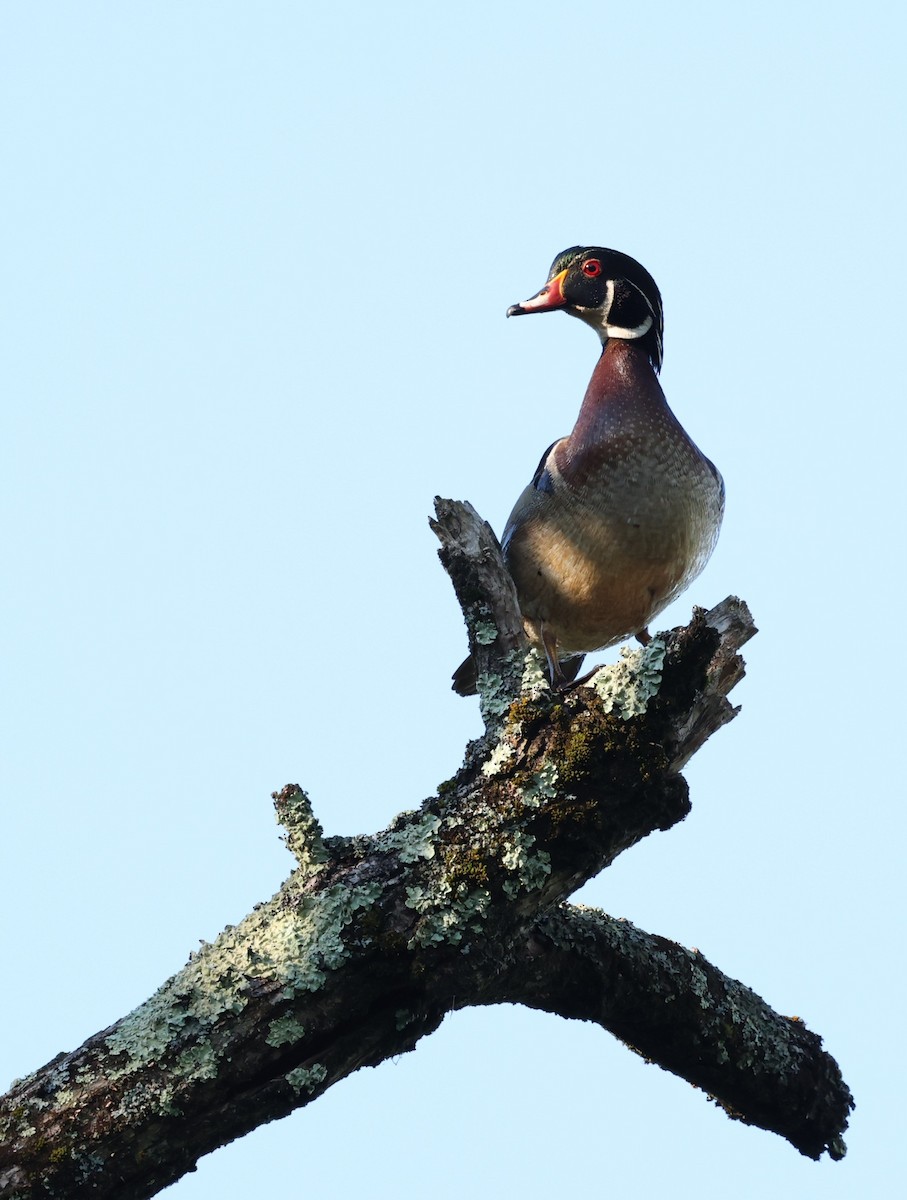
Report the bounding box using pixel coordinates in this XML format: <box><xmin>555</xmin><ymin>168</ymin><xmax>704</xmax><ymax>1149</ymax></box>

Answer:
<box><xmin>557</xmin><ymin>663</ymin><xmax>604</xmax><ymax>692</ymax></box>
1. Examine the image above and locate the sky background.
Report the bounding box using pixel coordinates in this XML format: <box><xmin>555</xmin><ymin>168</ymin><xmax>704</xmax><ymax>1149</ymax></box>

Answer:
<box><xmin>1</xmin><ymin>2</ymin><xmax>904</xmax><ymax>1196</ymax></box>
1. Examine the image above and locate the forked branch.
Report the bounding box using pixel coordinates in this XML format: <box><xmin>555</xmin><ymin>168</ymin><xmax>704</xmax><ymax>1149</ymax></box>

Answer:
<box><xmin>0</xmin><ymin>500</ymin><xmax>851</xmax><ymax>1200</ymax></box>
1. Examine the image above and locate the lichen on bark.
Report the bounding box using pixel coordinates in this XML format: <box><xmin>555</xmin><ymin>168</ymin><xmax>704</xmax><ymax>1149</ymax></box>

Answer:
<box><xmin>0</xmin><ymin>500</ymin><xmax>852</xmax><ymax>1200</ymax></box>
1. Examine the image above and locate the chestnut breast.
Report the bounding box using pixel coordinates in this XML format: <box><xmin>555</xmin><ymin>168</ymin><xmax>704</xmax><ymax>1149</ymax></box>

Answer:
<box><xmin>502</xmin><ymin>341</ymin><xmax>723</xmax><ymax>654</ymax></box>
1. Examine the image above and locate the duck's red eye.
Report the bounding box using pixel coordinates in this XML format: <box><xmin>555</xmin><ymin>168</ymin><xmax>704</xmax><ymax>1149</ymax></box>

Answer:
<box><xmin>582</xmin><ymin>259</ymin><xmax>602</xmax><ymax>278</ymax></box>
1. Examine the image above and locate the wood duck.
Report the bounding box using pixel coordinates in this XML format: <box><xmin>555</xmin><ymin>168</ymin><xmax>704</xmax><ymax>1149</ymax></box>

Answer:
<box><xmin>453</xmin><ymin>245</ymin><xmax>724</xmax><ymax>695</ymax></box>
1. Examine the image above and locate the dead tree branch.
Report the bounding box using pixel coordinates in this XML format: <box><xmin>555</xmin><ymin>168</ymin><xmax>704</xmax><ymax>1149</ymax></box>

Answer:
<box><xmin>0</xmin><ymin>499</ymin><xmax>851</xmax><ymax>1200</ymax></box>
<box><xmin>483</xmin><ymin>904</ymin><xmax>850</xmax><ymax>1161</ymax></box>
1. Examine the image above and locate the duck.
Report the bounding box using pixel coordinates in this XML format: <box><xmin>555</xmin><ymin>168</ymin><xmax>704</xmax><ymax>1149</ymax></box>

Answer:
<box><xmin>453</xmin><ymin>245</ymin><xmax>724</xmax><ymax>695</ymax></box>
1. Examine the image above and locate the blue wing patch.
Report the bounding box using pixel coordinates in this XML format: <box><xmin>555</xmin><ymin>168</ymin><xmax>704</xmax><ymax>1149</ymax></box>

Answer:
<box><xmin>530</xmin><ymin>439</ymin><xmax>561</xmax><ymax>494</ymax></box>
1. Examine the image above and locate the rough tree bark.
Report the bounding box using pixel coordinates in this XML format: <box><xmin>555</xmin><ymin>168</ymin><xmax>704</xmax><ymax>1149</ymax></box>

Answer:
<box><xmin>0</xmin><ymin>499</ymin><xmax>853</xmax><ymax>1199</ymax></box>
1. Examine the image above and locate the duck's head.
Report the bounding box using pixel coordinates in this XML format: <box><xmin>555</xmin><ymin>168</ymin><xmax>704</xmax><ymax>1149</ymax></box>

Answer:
<box><xmin>507</xmin><ymin>246</ymin><xmax>664</xmax><ymax>371</ymax></box>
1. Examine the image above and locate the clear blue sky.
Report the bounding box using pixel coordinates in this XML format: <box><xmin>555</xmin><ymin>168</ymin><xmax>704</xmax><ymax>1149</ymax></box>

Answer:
<box><xmin>1</xmin><ymin>3</ymin><xmax>903</xmax><ymax>1196</ymax></box>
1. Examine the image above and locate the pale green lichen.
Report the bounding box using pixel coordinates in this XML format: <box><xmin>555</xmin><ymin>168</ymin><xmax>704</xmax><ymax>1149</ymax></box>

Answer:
<box><xmin>829</xmin><ymin>1134</ymin><xmax>848</xmax><ymax>1161</ymax></box>
<box><xmin>377</xmin><ymin>811</ymin><xmax>442</xmax><ymax>863</ymax></box>
<box><xmin>285</xmin><ymin>1063</ymin><xmax>327</xmax><ymax>1095</ymax></box>
<box><xmin>266</xmin><ymin>1014</ymin><xmax>306</xmax><ymax>1047</ymax></box>
<box><xmin>500</xmin><ymin>831</ymin><xmax>551</xmax><ymax>897</ymax></box>
<box><xmin>111</xmin><ymin>1076</ymin><xmax>188</xmax><ymax>1123</ymax></box>
<box><xmin>476</xmin><ymin>644</ymin><xmax>548</xmax><ymax>724</ymax></box>
<box><xmin>688</xmin><ymin>960</ymin><xmax>712</xmax><ymax>1010</ymax></box>
<box><xmin>586</xmin><ymin>637</ymin><xmax>667</xmax><ymax>718</ymax></box>
<box><xmin>102</xmin><ymin>880</ymin><xmax>384</xmax><ymax>1095</ymax></box>
<box><xmin>476</xmin><ymin>670</ymin><xmax>513</xmax><ymax>721</ymax></box>
<box><xmin>157</xmin><ymin>1087</ymin><xmax>182</xmax><ymax>1116</ymax></box>
<box><xmin>175</xmin><ymin>1043</ymin><xmax>219</xmax><ymax>1082</ymax></box>
<box><xmin>74</xmin><ymin>1152</ymin><xmax>107</xmax><ymax>1185</ymax></box>
<box><xmin>521</xmin><ymin>761</ymin><xmax>559</xmax><ymax>807</ymax></box>
<box><xmin>4</xmin><ymin>875</ymin><xmax>386</xmax><ymax>1146</ymax></box>
<box><xmin>481</xmin><ymin>736</ymin><xmax>514</xmax><ymax>778</ymax></box>
<box><xmin>404</xmin><ymin>883</ymin><xmax>491</xmax><ymax>947</ymax></box>
<box><xmin>275</xmin><ymin>786</ymin><xmax>329</xmax><ymax>869</ymax></box>
<box><xmin>555</xmin><ymin>907</ymin><xmax>812</xmax><ymax>1092</ymax></box>
<box><xmin>254</xmin><ymin>882</ymin><xmax>385</xmax><ymax>999</ymax></box>
<box><xmin>520</xmin><ymin>648</ymin><xmax>550</xmax><ymax>698</ymax></box>
<box><xmin>474</xmin><ymin>618</ymin><xmax>498</xmax><ymax>646</ymax></box>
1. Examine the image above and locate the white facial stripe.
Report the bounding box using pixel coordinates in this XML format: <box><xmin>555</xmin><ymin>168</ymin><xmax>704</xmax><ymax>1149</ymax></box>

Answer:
<box><xmin>575</xmin><ymin>275</ymin><xmax>661</xmax><ymax>357</ymax></box>
<box><xmin>626</xmin><ymin>278</ymin><xmax>657</xmax><ymax>321</ymax></box>
<box><xmin>601</xmin><ymin>278</ymin><xmax>615</xmax><ymax>325</ymax></box>
<box><xmin>601</xmin><ymin>277</ymin><xmax>657</xmax><ymax>342</ymax></box>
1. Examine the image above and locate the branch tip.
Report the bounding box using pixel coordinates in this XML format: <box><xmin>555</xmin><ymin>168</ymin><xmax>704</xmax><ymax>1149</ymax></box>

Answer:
<box><xmin>272</xmin><ymin>783</ymin><xmax>329</xmax><ymax>869</ymax></box>
<box><xmin>493</xmin><ymin>904</ymin><xmax>852</xmax><ymax>1161</ymax></box>
<box><xmin>431</xmin><ymin>497</ymin><xmax>527</xmax><ymax>724</ymax></box>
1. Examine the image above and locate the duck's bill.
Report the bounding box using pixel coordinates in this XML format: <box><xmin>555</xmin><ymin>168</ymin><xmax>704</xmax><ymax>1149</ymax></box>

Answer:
<box><xmin>506</xmin><ymin>268</ymin><xmax>568</xmax><ymax>316</ymax></box>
